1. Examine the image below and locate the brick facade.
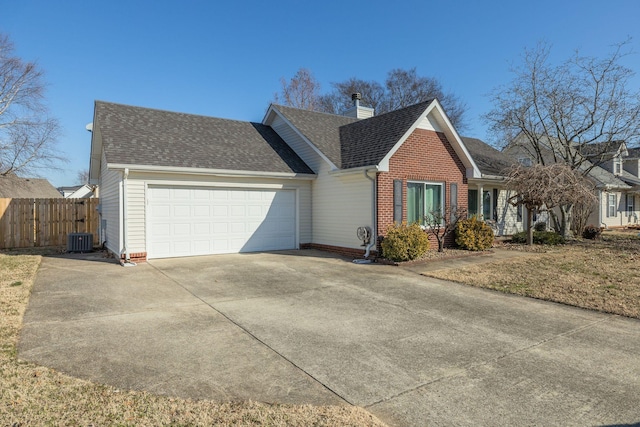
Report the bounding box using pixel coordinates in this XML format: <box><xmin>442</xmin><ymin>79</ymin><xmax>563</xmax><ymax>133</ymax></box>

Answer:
<box><xmin>377</xmin><ymin>129</ymin><xmax>468</xmax><ymax>249</ymax></box>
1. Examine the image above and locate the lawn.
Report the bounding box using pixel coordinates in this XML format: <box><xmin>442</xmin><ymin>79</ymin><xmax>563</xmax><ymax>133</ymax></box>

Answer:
<box><xmin>0</xmin><ymin>249</ymin><xmax>386</xmax><ymax>426</ymax></box>
<box><xmin>424</xmin><ymin>232</ymin><xmax>640</xmax><ymax>319</ymax></box>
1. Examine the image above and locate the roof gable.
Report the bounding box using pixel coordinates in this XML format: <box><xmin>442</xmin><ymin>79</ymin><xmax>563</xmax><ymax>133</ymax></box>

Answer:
<box><xmin>93</xmin><ymin>101</ymin><xmax>313</xmax><ymax>175</ymax></box>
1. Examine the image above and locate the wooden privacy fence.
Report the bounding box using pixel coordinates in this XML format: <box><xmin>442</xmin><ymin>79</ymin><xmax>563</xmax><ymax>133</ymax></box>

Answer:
<box><xmin>0</xmin><ymin>198</ymin><xmax>100</xmax><ymax>249</ymax></box>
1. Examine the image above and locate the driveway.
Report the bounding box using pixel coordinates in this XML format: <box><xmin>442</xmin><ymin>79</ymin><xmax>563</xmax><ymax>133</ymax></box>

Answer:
<box><xmin>19</xmin><ymin>250</ymin><xmax>640</xmax><ymax>426</ymax></box>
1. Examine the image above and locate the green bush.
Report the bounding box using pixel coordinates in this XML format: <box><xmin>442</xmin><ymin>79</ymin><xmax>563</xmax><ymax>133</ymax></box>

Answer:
<box><xmin>455</xmin><ymin>216</ymin><xmax>494</xmax><ymax>251</ymax></box>
<box><xmin>534</xmin><ymin>221</ymin><xmax>547</xmax><ymax>232</ymax></box>
<box><xmin>381</xmin><ymin>222</ymin><xmax>430</xmax><ymax>262</ymax></box>
<box><xmin>582</xmin><ymin>224</ymin><xmax>602</xmax><ymax>240</ymax></box>
<box><xmin>511</xmin><ymin>230</ymin><xmax>565</xmax><ymax>245</ymax></box>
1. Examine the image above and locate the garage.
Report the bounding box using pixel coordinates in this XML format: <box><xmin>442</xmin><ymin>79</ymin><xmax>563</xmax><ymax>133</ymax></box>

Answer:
<box><xmin>147</xmin><ymin>186</ymin><xmax>296</xmax><ymax>259</ymax></box>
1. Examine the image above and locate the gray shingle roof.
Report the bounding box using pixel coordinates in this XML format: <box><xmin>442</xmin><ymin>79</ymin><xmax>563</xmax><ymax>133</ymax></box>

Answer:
<box><xmin>461</xmin><ymin>136</ymin><xmax>515</xmax><ymax>176</ymax></box>
<box><xmin>275</xmin><ymin>101</ymin><xmax>434</xmax><ymax>169</ymax></box>
<box><xmin>0</xmin><ymin>175</ymin><xmax>62</xmax><ymax>198</ymax></box>
<box><xmin>95</xmin><ymin>101</ymin><xmax>313</xmax><ymax>175</ymax></box>
<box><xmin>339</xmin><ymin>101</ymin><xmax>434</xmax><ymax>169</ymax></box>
<box><xmin>273</xmin><ymin>104</ymin><xmax>358</xmax><ymax>167</ymax></box>
<box><xmin>627</xmin><ymin>147</ymin><xmax>640</xmax><ymax>159</ymax></box>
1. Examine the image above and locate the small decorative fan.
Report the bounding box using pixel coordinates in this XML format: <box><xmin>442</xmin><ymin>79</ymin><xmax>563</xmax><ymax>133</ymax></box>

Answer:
<box><xmin>356</xmin><ymin>226</ymin><xmax>372</xmax><ymax>246</ymax></box>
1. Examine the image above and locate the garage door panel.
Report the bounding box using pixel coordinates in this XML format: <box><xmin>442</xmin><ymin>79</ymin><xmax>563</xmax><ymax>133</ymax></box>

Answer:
<box><xmin>148</xmin><ymin>187</ymin><xmax>296</xmax><ymax>259</ymax></box>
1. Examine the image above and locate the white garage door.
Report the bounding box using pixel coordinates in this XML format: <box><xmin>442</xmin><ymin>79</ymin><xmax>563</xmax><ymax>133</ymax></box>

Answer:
<box><xmin>147</xmin><ymin>187</ymin><xmax>296</xmax><ymax>259</ymax></box>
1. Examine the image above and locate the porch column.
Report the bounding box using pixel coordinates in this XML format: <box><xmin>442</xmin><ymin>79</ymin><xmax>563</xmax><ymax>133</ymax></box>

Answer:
<box><xmin>478</xmin><ymin>184</ymin><xmax>484</xmax><ymax>220</ymax></box>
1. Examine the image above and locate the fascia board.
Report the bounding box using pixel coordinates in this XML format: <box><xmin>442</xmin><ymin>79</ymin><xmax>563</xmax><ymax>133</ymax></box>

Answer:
<box><xmin>106</xmin><ymin>163</ymin><xmax>316</xmax><ymax>180</ymax></box>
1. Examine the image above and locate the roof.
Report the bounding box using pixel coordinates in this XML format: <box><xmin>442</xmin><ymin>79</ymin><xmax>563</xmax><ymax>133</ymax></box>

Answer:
<box><xmin>627</xmin><ymin>147</ymin><xmax>640</xmax><ymax>159</ymax></box>
<box><xmin>271</xmin><ymin>104</ymin><xmax>358</xmax><ymax>167</ymax></box>
<box><xmin>579</xmin><ymin>141</ymin><xmax>626</xmax><ymax>158</ymax></box>
<box><xmin>461</xmin><ymin>136</ymin><xmax>515</xmax><ymax>176</ymax></box>
<box><xmin>94</xmin><ymin>101</ymin><xmax>313</xmax><ymax>175</ymax></box>
<box><xmin>0</xmin><ymin>175</ymin><xmax>63</xmax><ymax>198</ymax></box>
<box><xmin>339</xmin><ymin>101</ymin><xmax>434</xmax><ymax>169</ymax></box>
<box><xmin>274</xmin><ymin>101</ymin><xmax>435</xmax><ymax>169</ymax></box>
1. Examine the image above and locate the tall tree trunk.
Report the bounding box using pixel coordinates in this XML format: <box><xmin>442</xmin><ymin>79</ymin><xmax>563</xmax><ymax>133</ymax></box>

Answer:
<box><xmin>527</xmin><ymin>209</ymin><xmax>534</xmax><ymax>245</ymax></box>
<box><xmin>560</xmin><ymin>204</ymin><xmax>574</xmax><ymax>239</ymax></box>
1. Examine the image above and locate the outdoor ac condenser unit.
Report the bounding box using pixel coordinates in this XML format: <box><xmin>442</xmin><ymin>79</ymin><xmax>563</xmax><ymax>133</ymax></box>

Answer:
<box><xmin>67</xmin><ymin>233</ymin><xmax>93</xmax><ymax>253</ymax></box>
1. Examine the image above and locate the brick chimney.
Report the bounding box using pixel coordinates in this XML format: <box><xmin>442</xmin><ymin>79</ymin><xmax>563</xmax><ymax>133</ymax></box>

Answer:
<box><xmin>344</xmin><ymin>93</ymin><xmax>374</xmax><ymax>119</ymax></box>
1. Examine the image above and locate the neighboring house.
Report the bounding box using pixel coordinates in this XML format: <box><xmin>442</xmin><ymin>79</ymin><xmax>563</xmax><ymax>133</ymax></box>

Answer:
<box><xmin>0</xmin><ymin>174</ymin><xmax>63</xmax><ymax>198</ymax></box>
<box><xmin>58</xmin><ymin>184</ymin><xmax>96</xmax><ymax>198</ymax></box>
<box><xmin>88</xmin><ymin>98</ymin><xmax>481</xmax><ymax>262</ymax></box>
<box><xmin>504</xmin><ymin>136</ymin><xmax>640</xmax><ymax>229</ymax></box>
<box><xmin>462</xmin><ymin>137</ymin><xmax>532</xmax><ymax>235</ymax></box>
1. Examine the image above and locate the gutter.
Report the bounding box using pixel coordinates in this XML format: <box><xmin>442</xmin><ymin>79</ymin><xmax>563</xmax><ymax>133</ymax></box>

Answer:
<box><xmin>107</xmin><ymin>164</ymin><xmax>316</xmax><ymax>180</ymax></box>
<box><xmin>121</xmin><ymin>168</ymin><xmax>136</xmax><ymax>267</ymax></box>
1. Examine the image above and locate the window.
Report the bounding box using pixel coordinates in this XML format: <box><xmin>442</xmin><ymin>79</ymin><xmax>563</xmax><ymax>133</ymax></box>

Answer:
<box><xmin>482</xmin><ymin>190</ymin><xmax>491</xmax><ymax>220</ymax></box>
<box><xmin>607</xmin><ymin>193</ymin><xmax>617</xmax><ymax>218</ymax></box>
<box><xmin>468</xmin><ymin>189</ymin><xmax>478</xmax><ymax>216</ymax></box>
<box><xmin>615</xmin><ymin>160</ymin><xmax>622</xmax><ymax>175</ymax></box>
<box><xmin>627</xmin><ymin>194</ymin><xmax>636</xmax><ymax>216</ymax></box>
<box><xmin>516</xmin><ymin>196</ymin><xmax>523</xmax><ymax>222</ymax></box>
<box><xmin>407</xmin><ymin>182</ymin><xmax>443</xmax><ymax>225</ymax></box>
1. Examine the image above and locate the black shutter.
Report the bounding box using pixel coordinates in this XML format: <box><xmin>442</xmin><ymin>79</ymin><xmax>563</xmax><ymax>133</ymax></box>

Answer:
<box><xmin>450</xmin><ymin>183</ymin><xmax>458</xmax><ymax>213</ymax></box>
<box><xmin>393</xmin><ymin>180</ymin><xmax>403</xmax><ymax>223</ymax></box>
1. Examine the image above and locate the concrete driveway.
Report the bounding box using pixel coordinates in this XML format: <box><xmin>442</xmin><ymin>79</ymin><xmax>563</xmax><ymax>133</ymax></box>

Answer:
<box><xmin>19</xmin><ymin>250</ymin><xmax>640</xmax><ymax>426</ymax></box>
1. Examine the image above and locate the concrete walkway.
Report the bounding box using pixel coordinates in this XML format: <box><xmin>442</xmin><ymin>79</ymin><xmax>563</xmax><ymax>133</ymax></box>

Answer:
<box><xmin>19</xmin><ymin>250</ymin><xmax>640</xmax><ymax>426</ymax></box>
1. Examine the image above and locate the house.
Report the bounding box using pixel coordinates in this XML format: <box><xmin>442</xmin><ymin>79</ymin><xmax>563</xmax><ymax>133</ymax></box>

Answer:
<box><xmin>58</xmin><ymin>184</ymin><xmax>97</xmax><ymax>198</ymax></box>
<box><xmin>0</xmin><ymin>174</ymin><xmax>62</xmax><ymax>198</ymax></box>
<box><xmin>462</xmin><ymin>137</ymin><xmax>532</xmax><ymax>235</ymax></box>
<box><xmin>88</xmin><ymin>97</ymin><xmax>481</xmax><ymax>262</ymax></box>
<box><xmin>504</xmin><ymin>136</ymin><xmax>640</xmax><ymax>229</ymax></box>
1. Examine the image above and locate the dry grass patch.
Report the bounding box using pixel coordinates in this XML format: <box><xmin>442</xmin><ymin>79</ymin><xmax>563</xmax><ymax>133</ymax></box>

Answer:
<box><xmin>424</xmin><ymin>233</ymin><xmax>640</xmax><ymax>318</ymax></box>
<box><xmin>0</xmin><ymin>250</ymin><xmax>386</xmax><ymax>426</ymax></box>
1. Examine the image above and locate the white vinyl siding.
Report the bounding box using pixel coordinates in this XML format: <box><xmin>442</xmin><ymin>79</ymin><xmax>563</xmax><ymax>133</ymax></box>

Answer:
<box><xmin>311</xmin><ymin>163</ymin><xmax>373</xmax><ymax>250</ymax></box>
<box><xmin>99</xmin><ymin>151</ymin><xmax>121</xmax><ymax>256</ymax></box>
<box><xmin>125</xmin><ymin>178</ymin><xmax>146</xmax><ymax>253</ymax></box>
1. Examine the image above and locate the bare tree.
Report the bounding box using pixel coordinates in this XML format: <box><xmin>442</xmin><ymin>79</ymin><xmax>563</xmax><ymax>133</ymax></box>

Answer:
<box><xmin>0</xmin><ymin>33</ymin><xmax>64</xmax><ymax>176</ymax></box>
<box><xmin>486</xmin><ymin>40</ymin><xmax>640</xmax><ymax>237</ymax></box>
<box><xmin>275</xmin><ymin>67</ymin><xmax>468</xmax><ymax>129</ymax></box>
<box><xmin>506</xmin><ymin>164</ymin><xmax>597</xmax><ymax>244</ymax></box>
<box><xmin>273</xmin><ymin>68</ymin><xmax>323</xmax><ymax>111</ymax></box>
<box><xmin>319</xmin><ymin>78</ymin><xmax>386</xmax><ymax>114</ymax></box>
<box><xmin>382</xmin><ymin>68</ymin><xmax>467</xmax><ymax>130</ymax></box>
<box><xmin>423</xmin><ymin>206</ymin><xmax>467</xmax><ymax>252</ymax></box>
<box><xmin>77</xmin><ymin>168</ymin><xmax>89</xmax><ymax>184</ymax></box>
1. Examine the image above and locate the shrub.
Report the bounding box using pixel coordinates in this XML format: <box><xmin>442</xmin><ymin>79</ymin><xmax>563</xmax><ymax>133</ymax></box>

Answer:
<box><xmin>534</xmin><ymin>221</ymin><xmax>547</xmax><ymax>232</ymax></box>
<box><xmin>455</xmin><ymin>216</ymin><xmax>494</xmax><ymax>251</ymax></box>
<box><xmin>381</xmin><ymin>222</ymin><xmax>430</xmax><ymax>262</ymax></box>
<box><xmin>582</xmin><ymin>224</ymin><xmax>602</xmax><ymax>240</ymax></box>
<box><xmin>511</xmin><ymin>231</ymin><xmax>565</xmax><ymax>245</ymax></box>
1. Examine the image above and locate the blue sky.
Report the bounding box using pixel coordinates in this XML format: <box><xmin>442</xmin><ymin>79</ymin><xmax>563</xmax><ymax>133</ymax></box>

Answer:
<box><xmin>2</xmin><ymin>0</ymin><xmax>640</xmax><ymax>187</ymax></box>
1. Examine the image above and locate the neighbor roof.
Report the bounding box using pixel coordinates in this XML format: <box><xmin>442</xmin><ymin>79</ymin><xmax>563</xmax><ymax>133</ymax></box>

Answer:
<box><xmin>0</xmin><ymin>175</ymin><xmax>63</xmax><ymax>198</ymax></box>
<box><xmin>94</xmin><ymin>101</ymin><xmax>313</xmax><ymax>175</ymax></box>
<box><xmin>461</xmin><ymin>137</ymin><xmax>515</xmax><ymax>176</ymax></box>
<box><xmin>627</xmin><ymin>147</ymin><xmax>640</xmax><ymax>159</ymax></box>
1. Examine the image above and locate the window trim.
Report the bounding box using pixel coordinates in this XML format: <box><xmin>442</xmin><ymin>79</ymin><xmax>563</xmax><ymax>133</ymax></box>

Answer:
<box><xmin>607</xmin><ymin>193</ymin><xmax>617</xmax><ymax>218</ymax></box>
<box><xmin>407</xmin><ymin>180</ymin><xmax>445</xmax><ymax>226</ymax></box>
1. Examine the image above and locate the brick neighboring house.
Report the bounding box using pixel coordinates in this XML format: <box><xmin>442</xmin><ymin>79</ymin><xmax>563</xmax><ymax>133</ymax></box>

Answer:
<box><xmin>89</xmin><ymin>97</ymin><xmax>480</xmax><ymax>261</ymax></box>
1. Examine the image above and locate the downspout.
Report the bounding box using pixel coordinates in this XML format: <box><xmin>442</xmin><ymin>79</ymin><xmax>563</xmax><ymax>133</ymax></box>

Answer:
<box><xmin>364</xmin><ymin>168</ymin><xmax>378</xmax><ymax>258</ymax></box>
<box><xmin>122</xmin><ymin>168</ymin><xmax>136</xmax><ymax>266</ymax></box>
